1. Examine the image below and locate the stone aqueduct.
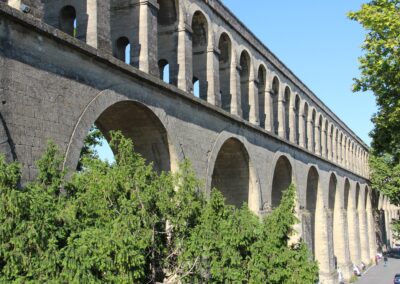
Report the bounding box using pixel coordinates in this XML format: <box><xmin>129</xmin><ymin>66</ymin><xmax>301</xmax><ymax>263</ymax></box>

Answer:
<box><xmin>0</xmin><ymin>0</ymin><xmax>397</xmax><ymax>283</ymax></box>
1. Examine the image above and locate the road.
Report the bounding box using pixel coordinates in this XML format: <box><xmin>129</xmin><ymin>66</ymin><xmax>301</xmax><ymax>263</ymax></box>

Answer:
<box><xmin>355</xmin><ymin>257</ymin><xmax>400</xmax><ymax>284</ymax></box>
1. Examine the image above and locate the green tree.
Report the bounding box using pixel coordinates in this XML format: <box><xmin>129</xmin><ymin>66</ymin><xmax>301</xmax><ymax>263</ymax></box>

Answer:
<box><xmin>0</xmin><ymin>133</ymin><xmax>318</xmax><ymax>283</ymax></box>
<box><xmin>348</xmin><ymin>0</ymin><xmax>400</xmax><ymax>160</ymax></box>
<box><xmin>349</xmin><ymin>0</ymin><xmax>400</xmax><ymax>239</ymax></box>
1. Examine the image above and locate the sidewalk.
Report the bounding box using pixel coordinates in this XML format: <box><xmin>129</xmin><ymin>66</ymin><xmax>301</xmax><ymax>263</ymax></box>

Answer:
<box><xmin>355</xmin><ymin>258</ymin><xmax>400</xmax><ymax>284</ymax></box>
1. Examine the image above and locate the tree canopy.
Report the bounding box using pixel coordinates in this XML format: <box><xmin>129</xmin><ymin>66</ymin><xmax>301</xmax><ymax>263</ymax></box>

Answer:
<box><xmin>348</xmin><ymin>0</ymin><xmax>400</xmax><ymax>161</ymax></box>
<box><xmin>0</xmin><ymin>132</ymin><xmax>318</xmax><ymax>283</ymax></box>
<box><xmin>349</xmin><ymin>0</ymin><xmax>400</xmax><ymax>240</ymax></box>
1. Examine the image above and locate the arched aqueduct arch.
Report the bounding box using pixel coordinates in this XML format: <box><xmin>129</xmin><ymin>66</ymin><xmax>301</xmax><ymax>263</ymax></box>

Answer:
<box><xmin>206</xmin><ymin>132</ymin><xmax>261</xmax><ymax>213</ymax></box>
<box><xmin>206</xmin><ymin>131</ymin><xmax>263</xmax><ymax>214</ymax></box>
<box><xmin>268</xmin><ymin>152</ymin><xmax>296</xmax><ymax>209</ymax></box>
<box><xmin>63</xmin><ymin>89</ymin><xmax>182</xmax><ymax>174</ymax></box>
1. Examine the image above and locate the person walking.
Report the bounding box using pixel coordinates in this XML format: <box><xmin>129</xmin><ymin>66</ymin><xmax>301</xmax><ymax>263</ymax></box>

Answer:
<box><xmin>384</xmin><ymin>255</ymin><xmax>388</xmax><ymax>267</ymax></box>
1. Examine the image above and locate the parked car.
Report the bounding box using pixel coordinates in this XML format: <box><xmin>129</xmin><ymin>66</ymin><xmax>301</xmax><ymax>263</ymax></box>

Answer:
<box><xmin>394</xmin><ymin>273</ymin><xmax>400</xmax><ymax>284</ymax></box>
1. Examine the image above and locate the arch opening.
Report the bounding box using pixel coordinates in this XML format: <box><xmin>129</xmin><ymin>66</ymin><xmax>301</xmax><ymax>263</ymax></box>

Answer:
<box><xmin>211</xmin><ymin>138</ymin><xmax>250</xmax><ymax>208</ymax></box>
<box><xmin>303</xmin><ymin>103</ymin><xmax>309</xmax><ymax>147</ymax></box>
<box><xmin>329</xmin><ymin>174</ymin><xmax>340</xmax><ymax>267</ymax></box>
<box><xmin>157</xmin><ymin>0</ymin><xmax>178</xmax><ymax>86</ymax></box>
<box><xmin>310</xmin><ymin>109</ymin><xmax>316</xmax><ymax>151</ymax></box>
<box><xmin>158</xmin><ymin>59</ymin><xmax>170</xmax><ymax>84</ymax></box>
<box><xmin>114</xmin><ymin>37</ymin><xmax>131</xmax><ymax>64</ymax></box>
<box><xmin>218</xmin><ymin>33</ymin><xmax>232</xmax><ymax>112</ymax></box>
<box><xmin>240</xmin><ymin>51</ymin><xmax>251</xmax><ymax>121</ymax></box>
<box><xmin>258</xmin><ymin>66</ymin><xmax>266</xmax><ymax>128</ymax></box>
<box><xmin>59</xmin><ymin>5</ymin><xmax>76</xmax><ymax>37</ymax></box>
<box><xmin>93</xmin><ymin>101</ymin><xmax>171</xmax><ymax>172</ymax></box>
<box><xmin>317</xmin><ymin>115</ymin><xmax>323</xmax><ymax>154</ymax></box>
<box><xmin>192</xmin><ymin>11</ymin><xmax>208</xmax><ymax>100</ymax></box>
<box><xmin>271</xmin><ymin>156</ymin><xmax>292</xmax><ymax>208</ymax></box>
<box><xmin>272</xmin><ymin>77</ymin><xmax>279</xmax><ymax>135</ymax></box>
<box><xmin>306</xmin><ymin>166</ymin><xmax>319</xmax><ymax>257</ymax></box>
<box><xmin>294</xmin><ymin>95</ymin><xmax>300</xmax><ymax>144</ymax></box>
<box><xmin>110</xmin><ymin>1</ymin><xmax>140</xmax><ymax>67</ymax></box>
<box><xmin>284</xmin><ymin>87</ymin><xmax>291</xmax><ymax>140</ymax></box>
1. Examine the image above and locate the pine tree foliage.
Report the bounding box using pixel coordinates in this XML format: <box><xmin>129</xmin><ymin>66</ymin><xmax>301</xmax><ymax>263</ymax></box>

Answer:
<box><xmin>0</xmin><ymin>132</ymin><xmax>318</xmax><ymax>283</ymax></box>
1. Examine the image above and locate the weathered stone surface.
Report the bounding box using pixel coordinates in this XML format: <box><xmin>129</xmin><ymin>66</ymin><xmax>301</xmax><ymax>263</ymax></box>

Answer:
<box><xmin>0</xmin><ymin>1</ymin><xmax>391</xmax><ymax>282</ymax></box>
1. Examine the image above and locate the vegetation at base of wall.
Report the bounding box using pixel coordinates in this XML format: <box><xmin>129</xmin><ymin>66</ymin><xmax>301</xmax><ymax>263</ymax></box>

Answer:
<box><xmin>348</xmin><ymin>0</ymin><xmax>400</xmax><ymax>236</ymax></box>
<box><xmin>0</xmin><ymin>132</ymin><xmax>318</xmax><ymax>283</ymax></box>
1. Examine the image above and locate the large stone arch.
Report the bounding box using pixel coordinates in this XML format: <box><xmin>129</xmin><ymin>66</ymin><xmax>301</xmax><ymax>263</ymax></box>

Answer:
<box><xmin>330</xmin><ymin>173</ymin><xmax>350</xmax><ymax>275</ymax></box>
<box><xmin>358</xmin><ymin>184</ymin><xmax>371</xmax><ymax>264</ymax></box>
<box><xmin>305</xmin><ymin>166</ymin><xmax>337</xmax><ymax>282</ymax></box>
<box><xmin>365</xmin><ymin>186</ymin><xmax>377</xmax><ymax>260</ymax></box>
<box><xmin>304</xmin><ymin>165</ymin><xmax>321</xmax><ymax>256</ymax></box>
<box><xmin>63</xmin><ymin>89</ymin><xmax>181</xmax><ymax>174</ymax></box>
<box><xmin>206</xmin><ymin>132</ymin><xmax>260</xmax><ymax>213</ymax></box>
<box><xmin>348</xmin><ymin>182</ymin><xmax>362</xmax><ymax>265</ymax></box>
<box><xmin>269</xmin><ymin>153</ymin><xmax>294</xmax><ymax>208</ymax></box>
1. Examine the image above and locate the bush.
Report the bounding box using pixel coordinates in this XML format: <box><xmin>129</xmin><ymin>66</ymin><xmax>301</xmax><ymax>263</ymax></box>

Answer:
<box><xmin>0</xmin><ymin>132</ymin><xmax>318</xmax><ymax>283</ymax></box>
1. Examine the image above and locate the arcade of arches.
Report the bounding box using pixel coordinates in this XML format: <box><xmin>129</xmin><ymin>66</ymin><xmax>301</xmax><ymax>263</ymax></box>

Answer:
<box><xmin>3</xmin><ymin>1</ymin><xmax>398</xmax><ymax>284</ymax></box>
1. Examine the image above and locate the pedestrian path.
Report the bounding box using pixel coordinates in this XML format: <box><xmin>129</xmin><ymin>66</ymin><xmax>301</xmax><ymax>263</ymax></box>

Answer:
<box><xmin>355</xmin><ymin>258</ymin><xmax>400</xmax><ymax>284</ymax></box>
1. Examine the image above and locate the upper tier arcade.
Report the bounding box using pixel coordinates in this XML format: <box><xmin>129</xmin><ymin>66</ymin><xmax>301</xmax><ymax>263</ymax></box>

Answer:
<box><xmin>5</xmin><ymin>0</ymin><xmax>370</xmax><ymax>179</ymax></box>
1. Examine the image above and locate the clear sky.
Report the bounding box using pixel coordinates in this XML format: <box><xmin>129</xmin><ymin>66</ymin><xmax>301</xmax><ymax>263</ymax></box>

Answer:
<box><xmin>222</xmin><ymin>0</ymin><xmax>375</xmax><ymax>146</ymax></box>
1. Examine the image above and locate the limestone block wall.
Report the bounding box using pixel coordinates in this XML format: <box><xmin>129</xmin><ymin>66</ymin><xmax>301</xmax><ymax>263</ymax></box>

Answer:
<box><xmin>0</xmin><ymin>2</ymin><xmax>388</xmax><ymax>283</ymax></box>
<box><xmin>4</xmin><ymin>0</ymin><xmax>370</xmax><ymax>178</ymax></box>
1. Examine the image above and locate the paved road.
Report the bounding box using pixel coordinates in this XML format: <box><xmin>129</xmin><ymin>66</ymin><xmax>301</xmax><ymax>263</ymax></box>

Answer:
<box><xmin>355</xmin><ymin>257</ymin><xmax>400</xmax><ymax>284</ymax></box>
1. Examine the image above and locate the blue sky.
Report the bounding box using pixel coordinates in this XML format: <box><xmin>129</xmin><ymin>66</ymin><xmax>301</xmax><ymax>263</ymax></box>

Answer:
<box><xmin>222</xmin><ymin>0</ymin><xmax>375</xmax><ymax>145</ymax></box>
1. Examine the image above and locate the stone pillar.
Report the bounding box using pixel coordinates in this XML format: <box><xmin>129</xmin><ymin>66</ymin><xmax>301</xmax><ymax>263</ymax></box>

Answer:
<box><xmin>138</xmin><ymin>0</ymin><xmax>159</xmax><ymax>76</ymax></box>
<box><xmin>86</xmin><ymin>0</ymin><xmax>112</xmax><ymax>52</ymax></box>
<box><xmin>321</xmin><ymin>126</ymin><xmax>327</xmax><ymax>158</ymax></box>
<box><xmin>207</xmin><ymin>46</ymin><xmax>221</xmax><ymax>106</ymax></box>
<box><xmin>334</xmin><ymin>208</ymin><xmax>353</xmax><ymax>282</ymax></box>
<box><xmin>177</xmin><ymin>16</ymin><xmax>193</xmax><ymax>93</ymax></box>
<box><xmin>298</xmin><ymin>111</ymin><xmax>306</xmax><ymax>148</ymax></box>
<box><xmin>8</xmin><ymin>0</ymin><xmax>44</xmax><ymax>18</ymax></box>
<box><xmin>230</xmin><ymin>61</ymin><xmax>242</xmax><ymax>117</ymax></box>
<box><xmin>316</xmin><ymin>208</ymin><xmax>338</xmax><ymax>284</ymax></box>
<box><xmin>332</xmin><ymin>131</ymin><xmax>337</xmax><ymax>163</ymax></box>
<box><xmin>388</xmin><ymin>209</ymin><xmax>394</xmax><ymax>247</ymax></box>
<box><xmin>314</xmin><ymin>121</ymin><xmax>321</xmax><ymax>155</ymax></box>
<box><xmin>248</xmin><ymin>77</ymin><xmax>259</xmax><ymax>125</ymax></box>
<box><xmin>327</xmin><ymin>129</ymin><xmax>332</xmax><ymax>161</ymax></box>
<box><xmin>384</xmin><ymin>208</ymin><xmax>391</xmax><ymax>248</ymax></box>
<box><xmin>342</xmin><ymin>139</ymin><xmax>346</xmax><ymax>167</ymax></box>
<box><xmin>307</xmin><ymin>112</ymin><xmax>313</xmax><ymax>151</ymax></box>
<box><xmin>264</xmin><ymin>86</ymin><xmax>273</xmax><ymax>132</ymax></box>
<box><xmin>366</xmin><ymin>205</ymin><xmax>377</xmax><ymax>261</ymax></box>
<box><xmin>348</xmin><ymin>201</ymin><xmax>361</xmax><ymax>265</ymax></box>
<box><xmin>277</xmin><ymin>89</ymin><xmax>285</xmax><ymax>138</ymax></box>
<box><xmin>358</xmin><ymin>201</ymin><xmax>371</xmax><ymax>264</ymax></box>
<box><xmin>289</xmin><ymin>97</ymin><xmax>296</xmax><ymax>143</ymax></box>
